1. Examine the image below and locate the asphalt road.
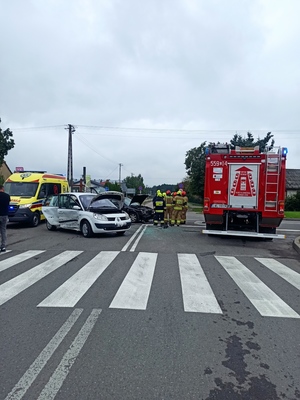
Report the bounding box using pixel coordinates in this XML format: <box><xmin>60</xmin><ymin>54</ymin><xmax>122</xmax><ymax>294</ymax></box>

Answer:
<box><xmin>1</xmin><ymin>213</ymin><xmax>300</xmax><ymax>400</ymax></box>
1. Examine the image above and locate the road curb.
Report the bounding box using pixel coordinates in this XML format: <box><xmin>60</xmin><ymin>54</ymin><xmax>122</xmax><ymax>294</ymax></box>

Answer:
<box><xmin>293</xmin><ymin>237</ymin><xmax>300</xmax><ymax>255</ymax></box>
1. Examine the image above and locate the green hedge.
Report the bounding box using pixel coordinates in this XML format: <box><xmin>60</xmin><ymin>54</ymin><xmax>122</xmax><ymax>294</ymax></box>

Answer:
<box><xmin>285</xmin><ymin>191</ymin><xmax>300</xmax><ymax>211</ymax></box>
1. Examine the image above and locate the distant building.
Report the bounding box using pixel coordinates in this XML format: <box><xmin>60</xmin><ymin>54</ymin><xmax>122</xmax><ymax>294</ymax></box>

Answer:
<box><xmin>71</xmin><ymin>178</ymin><xmax>106</xmax><ymax>192</ymax></box>
<box><xmin>286</xmin><ymin>169</ymin><xmax>300</xmax><ymax>197</ymax></box>
<box><xmin>0</xmin><ymin>161</ymin><xmax>13</xmax><ymax>182</ymax></box>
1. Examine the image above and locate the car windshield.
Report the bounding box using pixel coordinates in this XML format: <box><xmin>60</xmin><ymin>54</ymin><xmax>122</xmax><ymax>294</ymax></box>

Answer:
<box><xmin>4</xmin><ymin>182</ymin><xmax>39</xmax><ymax>197</ymax></box>
<box><xmin>79</xmin><ymin>195</ymin><xmax>95</xmax><ymax>210</ymax></box>
<box><xmin>89</xmin><ymin>198</ymin><xmax>118</xmax><ymax>209</ymax></box>
<box><xmin>124</xmin><ymin>197</ymin><xmax>131</xmax><ymax>206</ymax></box>
<box><xmin>89</xmin><ymin>187</ymin><xmax>106</xmax><ymax>194</ymax></box>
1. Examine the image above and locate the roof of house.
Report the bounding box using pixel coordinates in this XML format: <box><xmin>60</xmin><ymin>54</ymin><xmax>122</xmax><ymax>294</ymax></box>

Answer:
<box><xmin>286</xmin><ymin>169</ymin><xmax>300</xmax><ymax>190</ymax></box>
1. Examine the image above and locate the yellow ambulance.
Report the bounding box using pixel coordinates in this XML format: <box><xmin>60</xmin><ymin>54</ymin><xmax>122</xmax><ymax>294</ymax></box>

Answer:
<box><xmin>4</xmin><ymin>171</ymin><xmax>69</xmax><ymax>227</ymax></box>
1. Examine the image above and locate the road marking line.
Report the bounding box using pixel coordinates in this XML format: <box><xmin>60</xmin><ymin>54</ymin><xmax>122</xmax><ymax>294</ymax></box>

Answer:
<box><xmin>121</xmin><ymin>224</ymin><xmax>145</xmax><ymax>251</ymax></box>
<box><xmin>178</xmin><ymin>253</ymin><xmax>222</xmax><ymax>313</ymax></box>
<box><xmin>129</xmin><ymin>224</ymin><xmax>147</xmax><ymax>252</ymax></box>
<box><xmin>216</xmin><ymin>256</ymin><xmax>300</xmax><ymax>318</ymax></box>
<box><xmin>109</xmin><ymin>252</ymin><xmax>157</xmax><ymax>310</ymax></box>
<box><xmin>0</xmin><ymin>250</ymin><xmax>45</xmax><ymax>272</ymax></box>
<box><xmin>256</xmin><ymin>258</ymin><xmax>300</xmax><ymax>290</ymax></box>
<box><xmin>37</xmin><ymin>309</ymin><xmax>102</xmax><ymax>400</ymax></box>
<box><xmin>38</xmin><ymin>251</ymin><xmax>119</xmax><ymax>307</ymax></box>
<box><xmin>4</xmin><ymin>309</ymin><xmax>83</xmax><ymax>400</ymax></box>
<box><xmin>0</xmin><ymin>251</ymin><xmax>82</xmax><ymax>306</ymax></box>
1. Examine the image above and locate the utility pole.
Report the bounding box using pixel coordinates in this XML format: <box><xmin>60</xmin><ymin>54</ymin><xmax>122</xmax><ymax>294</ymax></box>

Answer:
<box><xmin>119</xmin><ymin>163</ymin><xmax>123</xmax><ymax>184</ymax></box>
<box><xmin>66</xmin><ymin>124</ymin><xmax>75</xmax><ymax>188</ymax></box>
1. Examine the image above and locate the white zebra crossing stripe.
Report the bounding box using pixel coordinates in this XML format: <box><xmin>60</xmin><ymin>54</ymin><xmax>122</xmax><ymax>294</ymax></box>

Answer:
<box><xmin>0</xmin><ymin>250</ymin><xmax>45</xmax><ymax>272</ymax></box>
<box><xmin>178</xmin><ymin>254</ymin><xmax>222</xmax><ymax>313</ymax></box>
<box><xmin>0</xmin><ymin>251</ymin><xmax>82</xmax><ymax>306</ymax></box>
<box><xmin>109</xmin><ymin>252</ymin><xmax>157</xmax><ymax>310</ymax></box>
<box><xmin>1</xmin><ymin>250</ymin><xmax>300</xmax><ymax>317</ymax></box>
<box><xmin>37</xmin><ymin>309</ymin><xmax>102</xmax><ymax>400</ymax></box>
<box><xmin>216</xmin><ymin>256</ymin><xmax>300</xmax><ymax>318</ymax></box>
<box><xmin>4</xmin><ymin>309</ymin><xmax>83</xmax><ymax>400</ymax></box>
<box><xmin>256</xmin><ymin>258</ymin><xmax>300</xmax><ymax>291</ymax></box>
<box><xmin>38</xmin><ymin>251</ymin><xmax>119</xmax><ymax>308</ymax></box>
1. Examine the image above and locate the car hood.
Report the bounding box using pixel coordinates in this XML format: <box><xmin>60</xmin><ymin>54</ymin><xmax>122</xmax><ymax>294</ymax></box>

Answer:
<box><xmin>129</xmin><ymin>194</ymin><xmax>149</xmax><ymax>205</ymax></box>
<box><xmin>89</xmin><ymin>191</ymin><xmax>124</xmax><ymax>208</ymax></box>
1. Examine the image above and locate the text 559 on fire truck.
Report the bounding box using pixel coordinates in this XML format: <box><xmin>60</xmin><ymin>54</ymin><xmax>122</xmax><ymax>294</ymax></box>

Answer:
<box><xmin>4</xmin><ymin>171</ymin><xmax>69</xmax><ymax>227</ymax></box>
<box><xmin>202</xmin><ymin>144</ymin><xmax>288</xmax><ymax>239</ymax></box>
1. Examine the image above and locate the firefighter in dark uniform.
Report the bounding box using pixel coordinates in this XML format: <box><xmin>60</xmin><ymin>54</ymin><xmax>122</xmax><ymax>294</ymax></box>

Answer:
<box><xmin>153</xmin><ymin>190</ymin><xmax>166</xmax><ymax>227</ymax></box>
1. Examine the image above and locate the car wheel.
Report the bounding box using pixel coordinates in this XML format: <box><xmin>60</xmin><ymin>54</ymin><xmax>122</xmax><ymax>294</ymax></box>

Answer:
<box><xmin>31</xmin><ymin>212</ymin><xmax>40</xmax><ymax>227</ymax></box>
<box><xmin>46</xmin><ymin>220</ymin><xmax>57</xmax><ymax>231</ymax></box>
<box><xmin>81</xmin><ymin>220</ymin><xmax>93</xmax><ymax>238</ymax></box>
<box><xmin>129</xmin><ymin>212</ymin><xmax>139</xmax><ymax>223</ymax></box>
<box><xmin>116</xmin><ymin>231</ymin><xmax>125</xmax><ymax>236</ymax></box>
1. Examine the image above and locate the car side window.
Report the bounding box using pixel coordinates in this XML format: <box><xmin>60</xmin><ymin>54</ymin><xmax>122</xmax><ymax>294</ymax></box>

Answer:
<box><xmin>69</xmin><ymin>195</ymin><xmax>80</xmax><ymax>209</ymax></box>
<box><xmin>59</xmin><ymin>195</ymin><xmax>69</xmax><ymax>209</ymax></box>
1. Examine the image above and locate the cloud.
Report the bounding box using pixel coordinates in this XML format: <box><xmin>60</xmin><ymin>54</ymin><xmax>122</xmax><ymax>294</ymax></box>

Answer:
<box><xmin>1</xmin><ymin>0</ymin><xmax>299</xmax><ymax>186</ymax></box>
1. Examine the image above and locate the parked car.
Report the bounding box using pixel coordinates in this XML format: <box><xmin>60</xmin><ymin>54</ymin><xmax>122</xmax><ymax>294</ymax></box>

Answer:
<box><xmin>122</xmin><ymin>194</ymin><xmax>155</xmax><ymax>223</ymax></box>
<box><xmin>42</xmin><ymin>191</ymin><xmax>131</xmax><ymax>238</ymax></box>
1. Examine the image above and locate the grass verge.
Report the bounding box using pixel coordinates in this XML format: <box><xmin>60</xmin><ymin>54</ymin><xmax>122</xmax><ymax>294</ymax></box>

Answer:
<box><xmin>285</xmin><ymin>211</ymin><xmax>300</xmax><ymax>218</ymax></box>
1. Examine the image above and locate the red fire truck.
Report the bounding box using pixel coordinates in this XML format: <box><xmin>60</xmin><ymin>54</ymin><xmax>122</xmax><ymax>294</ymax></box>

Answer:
<box><xmin>202</xmin><ymin>143</ymin><xmax>288</xmax><ymax>239</ymax></box>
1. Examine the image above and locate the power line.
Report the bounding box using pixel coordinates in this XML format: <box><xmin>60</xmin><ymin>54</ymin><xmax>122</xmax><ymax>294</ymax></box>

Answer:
<box><xmin>10</xmin><ymin>124</ymin><xmax>300</xmax><ymax>134</ymax></box>
<box><xmin>11</xmin><ymin>125</ymin><xmax>65</xmax><ymax>130</ymax></box>
<box><xmin>76</xmin><ymin>125</ymin><xmax>300</xmax><ymax>133</ymax></box>
<box><xmin>73</xmin><ymin>134</ymin><xmax>120</xmax><ymax>165</ymax></box>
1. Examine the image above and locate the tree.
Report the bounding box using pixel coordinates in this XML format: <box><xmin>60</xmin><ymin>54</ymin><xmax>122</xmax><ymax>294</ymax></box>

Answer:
<box><xmin>230</xmin><ymin>131</ymin><xmax>274</xmax><ymax>152</ymax></box>
<box><xmin>151</xmin><ymin>183</ymin><xmax>177</xmax><ymax>195</ymax></box>
<box><xmin>0</xmin><ymin>118</ymin><xmax>15</xmax><ymax>184</ymax></box>
<box><xmin>103</xmin><ymin>180</ymin><xmax>122</xmax><ymax>192</ymax></box>
<box><xmin>124</xmin><ymin>174</ymin><xmax>145</xmax><ymax>193</ymax></box>
<box><xmin>184</xmin><ymin>141</ymin><xmax>207</xmax><ymax>200</ymax></box>
<box><xmin>0</xmin><ymin>118</ymin><xmax>15</xmax><ymax>166</ymax></box>
<box><xmin>184</xmin><ymin>132</ymin><xmax>275</xmax><ymax>200</ymax></box>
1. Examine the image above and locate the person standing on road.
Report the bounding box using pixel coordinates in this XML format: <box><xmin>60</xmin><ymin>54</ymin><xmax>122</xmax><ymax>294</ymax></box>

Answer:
<box><xmin>171</xmin><ymin>191</ymin><xmax>185</xmax><ymax>226</ymax></box>
<box><xmin>0</xmin><ymin>184</ymin><xmax>11</xmax><ymax>252</ymax></box>
<box><xmin>163</xmin><ymin>190</ymin><xmax>173</xmax><ymax>228</ymax></box>
<box><xmin>180</xmin><ymin>191</ymin><xmax>188</xmax><ymax>224</ymax></box>
<box><xmin>153</xmin><ymin>190</ymin><xmax>166</xmax><ymax>227</ymax></box>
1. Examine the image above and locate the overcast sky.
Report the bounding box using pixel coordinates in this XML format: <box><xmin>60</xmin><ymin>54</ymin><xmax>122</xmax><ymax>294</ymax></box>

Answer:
<box><xmin>1</xmin><ymin>0</ymin><xmax>299</xmax><ymax>187</ymax></box>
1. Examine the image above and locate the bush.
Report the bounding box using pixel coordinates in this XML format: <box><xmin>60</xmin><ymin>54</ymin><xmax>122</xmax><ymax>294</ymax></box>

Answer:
<box><xmin>285</xmin><ymin>191</ymin><xmax>300</xmax><ymax>211</ymax></box>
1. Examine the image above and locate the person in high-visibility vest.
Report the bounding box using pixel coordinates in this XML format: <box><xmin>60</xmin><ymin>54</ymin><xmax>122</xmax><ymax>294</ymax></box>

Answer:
<box><xmin>152</xmin><ymin>190</ymin><xmax>166</xmax><ymax>227</ymax></box>
<box><xmin>163</xmin><ymin>190</ymin><xmax>173</xmax><ymax>228</ymax></box>
<box><xmin>180</xmin><ymin>191</ymin><xmax>188</xmax><ymax>224</ymax></box>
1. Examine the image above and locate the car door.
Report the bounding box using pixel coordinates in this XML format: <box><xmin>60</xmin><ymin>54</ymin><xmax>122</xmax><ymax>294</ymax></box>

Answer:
<box><xmin>57</xmin><ymin>194</ymin><xmax>81</xmax><ymax>230</ymax></box>
<box><xmin>41</xmin><ymin>195</ymin><xmax>59</xmax><ymax>226</ymax></box>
